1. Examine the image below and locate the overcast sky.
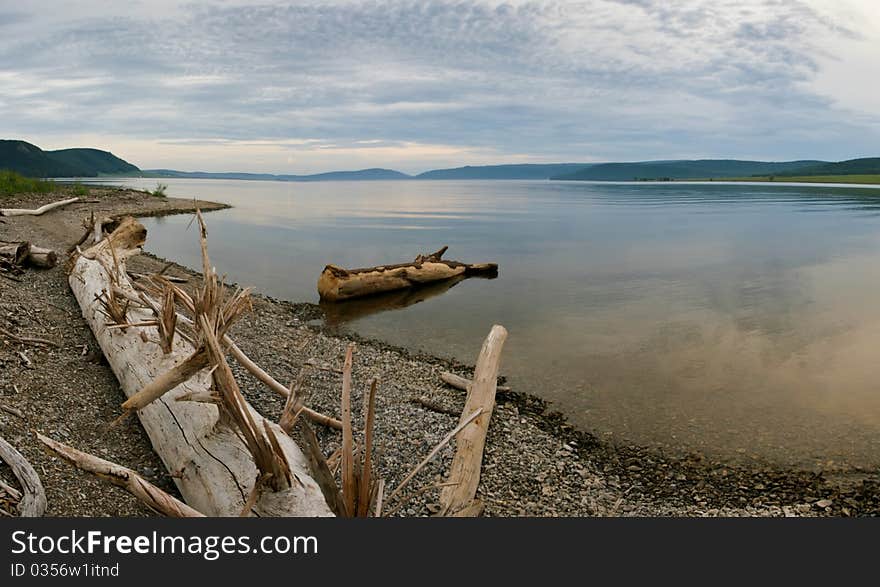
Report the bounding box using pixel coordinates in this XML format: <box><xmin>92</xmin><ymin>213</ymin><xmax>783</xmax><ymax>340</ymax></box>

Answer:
<box><xmin>1</xmin><ymin>0</ymin><xmax>878</xmax><ymax>173</ymax></box>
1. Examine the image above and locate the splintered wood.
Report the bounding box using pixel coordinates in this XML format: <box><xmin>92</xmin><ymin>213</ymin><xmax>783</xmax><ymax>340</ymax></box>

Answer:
<box><xmin>68</xmin><ymin>215</ymin><xmax>332</xmax><ymax>516</ymax></box>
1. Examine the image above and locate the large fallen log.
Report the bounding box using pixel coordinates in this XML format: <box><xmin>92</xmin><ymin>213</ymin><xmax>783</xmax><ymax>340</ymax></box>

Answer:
<box><xmin>0</xmin><ymin>196</ymin><xmax>79</xmax><ymax>217</ymax></box>
<box><xmin>68</xmin><ymin>217</ymin><xmax>332</xmax><ymax>517</ymax></box>
<box><xmin>318</xmin><ymin>246</ymin><xmax>497</xmax><ymax>302</ymax></box>
<box><xmin>0</xmin><ymin>435</ymin><xmax>46</xmax><ymax>517</ymax></box>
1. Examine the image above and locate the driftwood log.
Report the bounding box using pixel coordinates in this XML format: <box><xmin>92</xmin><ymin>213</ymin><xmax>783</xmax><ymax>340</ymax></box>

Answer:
<box><xmin>440</xmin><ymin>371</ymin><xmax>511</xmax><ymax>393</ymax></box>
<box><xmin>0</xmin><ymin>436</ymin><xmax>47</xmax><ymax>517</ymax></box>
<box><xmin>0</xmin><ymin>241</ymin><xmax>30</xmax><ymax>266</ymax></box>
<box><xmin>439</xmin><ymin>324</ymin><xmax>508</xmax><ymax>516</ymax></box>
<box><xmin>0</xmin><ymin>242</ymin><xmax>58</xmax><ymax>269</ymax></box>
<box><xmin>27</xmin><ymin>246</ymin><xmax>57</xmax><ymax>268</ymax></box>
<box><xmin>0</xmin><ymin>197</ymin><xmax>79</xmax><ymax>217</ymax></box>
<box><xmin>318</xmin><ymin>246</ymin><xmax>497</xmax><ymax>302</ymax></box>
<box><xmin>68</xmin><ymin>217</ymin><xmax>332</xmax><ymax>517</ymax></box>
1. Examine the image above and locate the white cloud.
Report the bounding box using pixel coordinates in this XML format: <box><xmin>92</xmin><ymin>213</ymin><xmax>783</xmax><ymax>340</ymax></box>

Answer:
<box><xmin>1</xmin><ymin>1</ymin><xmax>878</xmax><ymax>172</ymax></box>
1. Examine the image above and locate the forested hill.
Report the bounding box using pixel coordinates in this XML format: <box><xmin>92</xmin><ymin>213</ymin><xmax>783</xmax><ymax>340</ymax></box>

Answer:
<box><xmin>777</xmin><ymin>158</ymin><xmax>880</xmax><ymax>176</ymax></box>
<box><xmin>0</xmin><ymin>140</ymin><xmax>139</xmax><ymax>177</ymax></box>
<box><xmin>417</xmin><ymin>163</ymin><xmax>594</xmax><ymax>180</ymax></box>
<box><xmin>552</xmin><ymin>159</ymin><xmax>826</xmax><ymax>181</ymax></box>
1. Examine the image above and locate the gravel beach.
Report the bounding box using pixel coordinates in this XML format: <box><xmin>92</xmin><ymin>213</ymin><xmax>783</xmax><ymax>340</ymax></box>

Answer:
<box><xmin>1</xmin><ymin>187</ymin><xmax>878</xmax><ymax>517</ymax></box>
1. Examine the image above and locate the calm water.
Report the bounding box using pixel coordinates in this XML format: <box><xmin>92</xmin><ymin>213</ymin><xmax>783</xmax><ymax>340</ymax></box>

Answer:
<box><xmin>97</xmin><ymin>178</ymin><xmax>880</xmax><ymax>469</ymax></box>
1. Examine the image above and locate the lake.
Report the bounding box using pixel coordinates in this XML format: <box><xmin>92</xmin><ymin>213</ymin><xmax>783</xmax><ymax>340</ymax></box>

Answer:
<box><xmin>93</xmin><ymin>178</ymin><xmax>880</xmax><ymax>469</ymax></box>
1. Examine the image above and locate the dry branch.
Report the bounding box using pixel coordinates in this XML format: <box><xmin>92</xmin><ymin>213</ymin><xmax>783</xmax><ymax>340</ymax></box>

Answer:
<box><xmin>37</xmin><ymin>433</ymin><xmax>203</xmax><ymax>517</ymax></box>
<box><xmin>130</xmin><ymin>276</ymin><xmax>341</xmax><ymax>430</ymax></box>
<box><xmin>0</xmin><ymin>436</ymin><xmax>46</xmax><ymax>517</ymax></box>
<box><xmin>0</xmin><ymin>326</ymin><xmax>59</xmax><ymax>348</ymax></box>
<box><xmin>0</xmin><ymin>197</ymin><xmax>79</xmax><ymax>217</ymax></box>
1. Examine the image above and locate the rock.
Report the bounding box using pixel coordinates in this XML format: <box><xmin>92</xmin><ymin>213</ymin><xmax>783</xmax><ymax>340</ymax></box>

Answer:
<box><xmin>815</xmin><ymin>499</ymin><xmax>833</xmax><ymax>508</ymax></box>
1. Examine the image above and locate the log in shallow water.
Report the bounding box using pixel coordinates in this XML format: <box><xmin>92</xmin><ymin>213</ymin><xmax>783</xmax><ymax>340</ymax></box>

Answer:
<box><xmin>317</xmin><ymin>246</ymin><xmax>497</xmax><ymax>302</ymax></box>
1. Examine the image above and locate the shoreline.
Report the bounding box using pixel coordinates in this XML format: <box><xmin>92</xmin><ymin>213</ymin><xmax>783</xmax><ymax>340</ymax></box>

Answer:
<box><xmin>2</xmin><ymin>186</ymin><xmax>878</xmax><ymax>516</ymax></box>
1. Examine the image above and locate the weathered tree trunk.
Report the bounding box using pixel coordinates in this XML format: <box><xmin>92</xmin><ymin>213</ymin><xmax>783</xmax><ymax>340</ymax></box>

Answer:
<box><xmin>0</xmin><ymin>197</ymin><xmax>79</xmax><ymax>217</ymax></box>
<box><xmin>318</xmin><ymin>246</ymin><xmax>497</xmax><ymax>302</ymax></box>
<box><xmin>69</xmin><ymin>217</ymin><xmax>333</xmax><ymax>517</ymax></box>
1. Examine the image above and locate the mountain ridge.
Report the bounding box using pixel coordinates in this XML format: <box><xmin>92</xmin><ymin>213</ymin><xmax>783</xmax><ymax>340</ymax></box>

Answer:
<box><xmin>0</xmin><ymin>139</ymin><xmax>139</xmax><ymax>177</ymax></box>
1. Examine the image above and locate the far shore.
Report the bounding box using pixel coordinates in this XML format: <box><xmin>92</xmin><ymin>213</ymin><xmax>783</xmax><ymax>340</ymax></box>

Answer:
<box><xmin>2</xmin><ymin>185</ymin><xmax>879</xmax><ymax>517</ymax></box>
<box><xmin>681</xmin><ymin>174</ymin><xmax>880</xmax><ymax>185</ymax></box>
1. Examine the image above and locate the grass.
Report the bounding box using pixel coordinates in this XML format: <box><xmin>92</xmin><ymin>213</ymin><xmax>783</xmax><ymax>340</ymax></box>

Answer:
<box><xmin>698</xmin><ymin>174</ymin><xmax>880</xmax><ymax>185</ymax></box>
<box><xmin>152</xmin><ymin>182</ymin><xmax>169</xmax><ymax>197</ymax></box>
<box><xmin>0</xmin><ymin>170</ymin><xmax>54</xmax><ymax>197</ymax></box>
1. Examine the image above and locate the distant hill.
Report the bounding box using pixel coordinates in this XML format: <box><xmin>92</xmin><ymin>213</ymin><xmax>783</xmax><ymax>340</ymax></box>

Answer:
<box><xmin>776</xmin><ymin>158</ymin><xmax>880</xmax><ymax>177</ymax></box>
<box><xmin>417</xmin><ymin>163</ymin><xmax>593</xmax><ymax>180</ymax></box>
<box><xmin>552</xmin><ymin>159</ymin><xmax>826</xmax><ymax>181</ymax></box>
<box><xmin>285</xmin><ymin>168</ymin><xmax>411</xmax><ymax>181</ymax></box>
<box><xmin>145</xmin><ymin>168</ymin><xmax>411</xmax><ymax>181</ymax></box>
<box><xmin>0</xmin><ymin>140</ymin><xmax>139</xmax><ymax>177</ymax></box>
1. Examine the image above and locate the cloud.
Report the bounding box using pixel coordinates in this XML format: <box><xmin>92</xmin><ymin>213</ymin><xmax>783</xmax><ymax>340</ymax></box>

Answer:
<box><xmin>0</xmin><ymin>1</ymin><xmax>877</xmax><ymax>172</ymax></box>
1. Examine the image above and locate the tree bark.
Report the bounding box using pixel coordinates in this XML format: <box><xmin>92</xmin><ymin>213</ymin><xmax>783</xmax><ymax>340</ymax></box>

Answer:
<box><xmin>318</xmin><ymin>246</ymin><xmax>497</xmax><ymax>302</ymax></box>
<box><xmin>68</xmin><ymin>217</ymin><xmax>333</xmax><ymax>517</ymax></box>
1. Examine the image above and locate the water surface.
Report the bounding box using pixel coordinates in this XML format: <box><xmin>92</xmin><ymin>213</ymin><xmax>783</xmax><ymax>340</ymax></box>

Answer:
<box><xmin>96</xmin><ymin>178</ymin><xmax>880</xmax><ymax>469</ymax></box>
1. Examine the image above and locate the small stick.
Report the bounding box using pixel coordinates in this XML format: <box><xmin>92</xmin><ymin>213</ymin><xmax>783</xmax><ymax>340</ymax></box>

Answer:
<box><xmin>0</xmin><ymin>327</ymin><xmax>59</xmax><ymax>348</ymax></box>
<box><xmin>0</xmin><ymin>478</ymin><xmax>23</xmax><ymax>501</ymax></box>
<box><xmin>412</xmin><ymin>396</ymin><xmax>461</xmax><ymax>416</ymax></box>
<box><xmin>0</xmin><ymin>404</ymin><xmax>24</xmax><ymax>419</ymax></box>
<box><xmin>16</xmin><ymin>351</ymin><xmax>32</xmax><ymax>368</ymax></box>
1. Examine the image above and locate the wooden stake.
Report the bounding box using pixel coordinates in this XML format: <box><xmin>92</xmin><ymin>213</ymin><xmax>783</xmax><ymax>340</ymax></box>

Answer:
<box><xmin>439</xmin><ymin>325</ymin><xmax>508</xmax><ymax>516</ymax></box>
<box><xmin>340</xmin><ymin>344</ymin><xmax>355</xmax><ymax>517</ymax></box>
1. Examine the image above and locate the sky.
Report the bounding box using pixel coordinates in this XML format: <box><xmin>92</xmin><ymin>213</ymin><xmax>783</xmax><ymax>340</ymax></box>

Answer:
<box><xmin>1</xmin><ymin>0</ymin><xmax>878</xmax><ymax>174</ymax></box>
